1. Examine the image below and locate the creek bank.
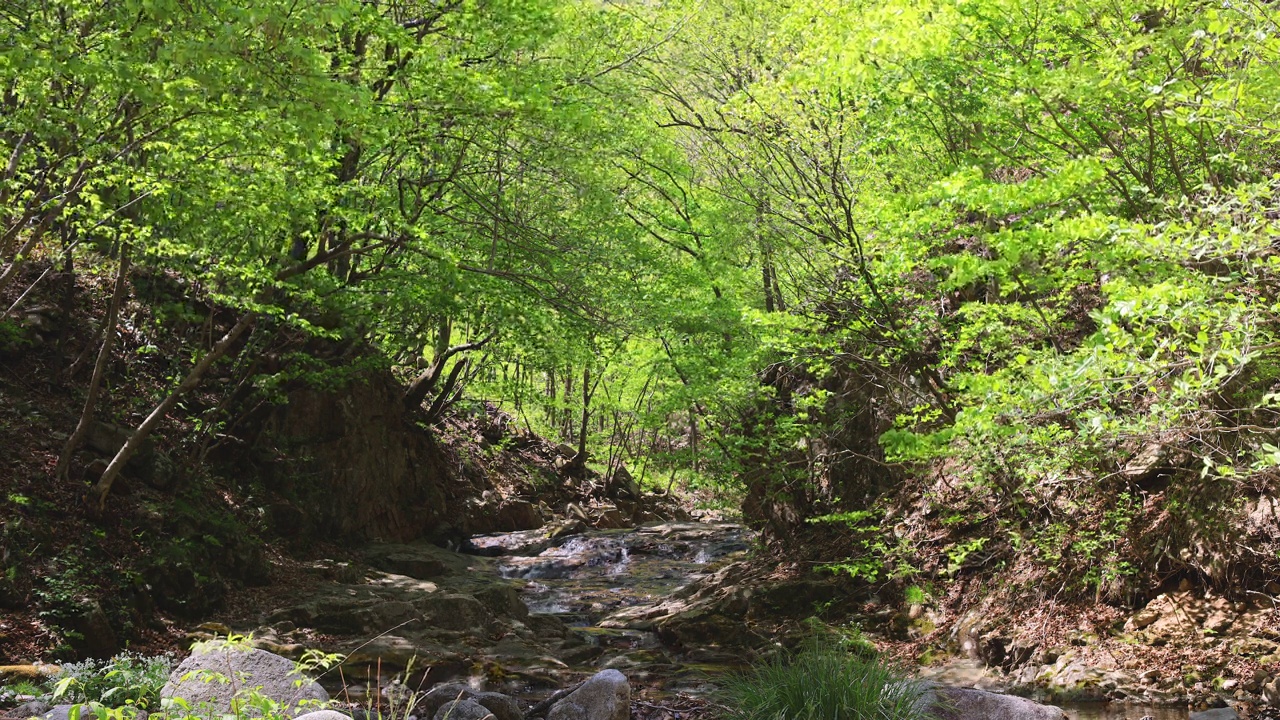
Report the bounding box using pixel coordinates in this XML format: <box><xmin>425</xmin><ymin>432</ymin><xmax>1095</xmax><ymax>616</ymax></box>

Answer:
<box><xmin>899</xmin><ymin>581</ymin><xmax>1280</xmax><ymax>716</ymax></box>
<box><xmin>3</xmin><ymin>646</ymin><xmax>1075</xmax><ymax>720</ymax></box>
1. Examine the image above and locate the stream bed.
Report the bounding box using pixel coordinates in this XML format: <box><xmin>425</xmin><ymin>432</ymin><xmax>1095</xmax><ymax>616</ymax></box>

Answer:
<box><xmin>468</xmin><ymin>522</ymin><xmax>1194</xmax><ymax>719</ymax></box>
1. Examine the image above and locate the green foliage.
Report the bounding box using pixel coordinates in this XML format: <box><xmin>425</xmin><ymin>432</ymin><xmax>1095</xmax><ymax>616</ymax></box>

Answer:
<box><xmin>7</xmin><ymin>0</ymin><xmax>1280</xmax><ymax>605</ymax></box>
<box><xmin>0</xmin><ymin>319</ymin><xmax>34</xmax><ymax>356</ymax></box>
<box><xmin>717</xmin><ymin>643</ymin><xmax>928</xmax><ymax>720</ymax></box>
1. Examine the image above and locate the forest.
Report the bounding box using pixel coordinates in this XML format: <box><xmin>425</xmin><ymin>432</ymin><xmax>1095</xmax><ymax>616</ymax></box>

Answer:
<box><xmin>2</xmin><ymin>0</ymin><xmax>1280</xmax><ymax>719</ymax></box>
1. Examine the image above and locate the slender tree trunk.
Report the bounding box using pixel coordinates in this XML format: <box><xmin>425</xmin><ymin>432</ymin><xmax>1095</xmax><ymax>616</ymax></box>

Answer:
<box><xmin>403</xmin><ymin>326</ymin><xmax>494</xmax><ymax>411</ymax></box>
<box><xmin>577</xmin><ymin>365</ymin><xmax>591</xmax><ymax>462</ymax></box>
<box><xmin>689</xmin><ymin>410</ymin><xmax>700</xmax><ymax>473</ymax></box>
<box><xmin>0</xmin><ymin>224</ymin><xmax>48</xmax><ymax>296</ymax></box>
<box><xmin>424</xmin><ymin>356</ymin><xmax>468</xmax><ymax>424</ymax></box>
<box><xmin>57</xmin><ymin>247</ymin><xmax>131</xmax><ymax>481</ymax></box>
<box><xmin>88</xmin><ymin>312</ymin><xmax>257</xmax><ymax>510</ymax></box>
<box><xmin>0</xmin><ymin>160</ymin><xmax>90</xmax><ymax>295</ymax></box>
<box><xmin>1</xmin><ymin>263</ymin><xmax>53</xmax><ymax>321</ymax></box>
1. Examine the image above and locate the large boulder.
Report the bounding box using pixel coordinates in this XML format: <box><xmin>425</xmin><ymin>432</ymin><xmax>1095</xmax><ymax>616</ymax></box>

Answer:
<box><xmin>161</xmin><ymin>641</ymin><xmax>328</xmax><ymax>717</ymax></box>
<box><xmin>546</xmin><ymin>670</ymin><xmax>630</xmax><ymax>720</ymax></box>
<box><xmin>472</xmin><ymin>693</ymin><xmax>521</xmax><ymax>720</ymax></box>
<box><xmin>917</xmin><ymin>685</ymin><xmax>1065</xmax><ymax>720</ymax></box>
<box><xmin>433</xmin><ymin>699</ymin><xmax>493</xmax><ymax>720</ymax></box>
<box><xmin>419</xmin><ymin>684</ymin><xmax>475</xmax><ymax>719</ymax></box>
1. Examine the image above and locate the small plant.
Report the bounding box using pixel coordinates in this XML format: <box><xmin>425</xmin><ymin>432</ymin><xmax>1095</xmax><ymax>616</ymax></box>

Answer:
<box><xmin>0</xmin><ymin>680</ymin><xmax>43</xmax><ymax>702</ymax></box>
<box><xmin>717</xmin><ymin>643</ymin><xmax>928</xmax><ymax>720</ymax></box>
<box><xmin>50</xmin><ymin>653</ymin><xmax>175</xmax><ymax>709</ymax></box>
<box><xmin>903</xmin><ymin>585</ymin><xmax>928</xmax><ymax>605</ymax></box>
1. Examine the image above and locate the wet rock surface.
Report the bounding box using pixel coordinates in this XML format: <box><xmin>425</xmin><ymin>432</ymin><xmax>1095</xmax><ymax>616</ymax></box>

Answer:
<box><xmin>194</xmin><ymin>520</ymin><xmax>1280</xmax><ymax>720</ymax></box>
<box><xmin>227</xmin><ymin>522</ymin><xmax>751</xmax><ymax>699</ymax></box>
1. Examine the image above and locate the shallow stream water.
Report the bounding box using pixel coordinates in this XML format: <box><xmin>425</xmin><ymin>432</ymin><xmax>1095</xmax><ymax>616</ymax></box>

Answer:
<box><xmin>473</xmin><ymin>523</ymin><xmax>750</xmax><ymax>626</ymax></box>
<box><xmin>469</xmin><ymin>523</ymin><xmax>1196</xmax><ymax>718</ymax></box>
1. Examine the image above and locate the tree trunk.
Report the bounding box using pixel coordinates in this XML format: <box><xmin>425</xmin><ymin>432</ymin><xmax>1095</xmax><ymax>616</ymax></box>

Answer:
<box><xmin>88</xmin><ymin>311</ymin><xmax>257</xmax><ymax>510</ymax></box>
<box><xmin>577</xmin><ymin>365</ymin><xmax>591</xmax><ymax>462</ymax></box>
<box><xmin>402</xmin><ymin>326</ymin><xmax>495</xmax><ymax>411</ymax></box>
<box><xmin>424</xmin><ymin>356</ymin><xmax>468</xmax><ymax>424</ymax></box>
<box><xmin>57</xmin><ymin>247</ymin><xmax>130</xmax><ymax>480</ymax></box>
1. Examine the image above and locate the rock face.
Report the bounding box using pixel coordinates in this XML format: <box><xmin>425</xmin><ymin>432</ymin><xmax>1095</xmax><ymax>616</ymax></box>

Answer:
<box><xmin>546</xmin><ymin>670</ymin><xmax>630</xmax><ymax>720</ymax></box>
<box><xmin>255</xmin><ymin>373</ymin><xmax>452</xmax><ymax>543</ymax></box>
<box><xmin>160</xmin><ymin>642</ymin><xmax>328</xmax><ymax>717</ymax></box>
<box><xmin>917</xmin><ymin>685</ymin><xmax>1065</xmax><ymax>720</ymax></box>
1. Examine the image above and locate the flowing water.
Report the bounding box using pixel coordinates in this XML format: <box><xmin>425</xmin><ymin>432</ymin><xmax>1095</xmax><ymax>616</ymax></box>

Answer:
<box><xmin>469</xmin><ymin>522</ymin><xmax>1195</xmax><ymax>718</ymax></box>
<box><xmin>473</xmin><ymin>522</ymin><xmax>750</xmax><ymax>626</ymax></box>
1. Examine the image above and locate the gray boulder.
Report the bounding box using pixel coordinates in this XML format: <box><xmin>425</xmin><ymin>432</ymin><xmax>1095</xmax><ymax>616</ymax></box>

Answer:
<box><xmin>918</xmin><ymin>685</ymin><xmax>1065</xmax><ymax>720</ymax></box>
<box><xmin>1189</xmin><ymin>709</ymin><xmax>1240</xmax><ymax>720</ymax></box>
<box><xmin>419</xmin><ymin>684</ymin><xmax>475</xmax><ymax>720</ymax></box>
<box><xmin>6</xmin><ymin>700</ymin><xmax>52</xmax><ymax>719</ymax></box>
<box><xmin>546</xmin><ymin>670</ymin><xmax>630</xmax><ymax>720</ymax></box>
<box><xmin>433</xmin><ymin>699</ymin><xmax>494</xmax><ymax>720</ymax></box>
<box><xmin>37</xmin><ymin>706</ymin><xmax>79</xmax><ymax>720</ymax></box>
<box><xmin>293</xmin><ymin>712</ymin><xmax>356</xmax><ymax>720</ymax></box>
<box><xmin>473</xmin><ymin>693</ymin><xmax>521</xmax><ymax>720</ymax></box>
<box><xmin>161</xmin><ymin>641</ymin><xmax>328</xmax><ymax>717</ymax></box>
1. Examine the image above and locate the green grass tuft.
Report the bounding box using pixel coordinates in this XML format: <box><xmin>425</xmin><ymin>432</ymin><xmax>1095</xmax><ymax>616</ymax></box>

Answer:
<box><xmin>718</xmin><ymin>643</ymin><xmax>928</xmax><ymax>720</ymax></box>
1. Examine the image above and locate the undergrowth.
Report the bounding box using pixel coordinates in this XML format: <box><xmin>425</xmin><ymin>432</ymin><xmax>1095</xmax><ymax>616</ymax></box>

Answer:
<box><xmin>717</xmin><ymin>643</ymin><xmax>928</xmax><ymax>720</ymax></box>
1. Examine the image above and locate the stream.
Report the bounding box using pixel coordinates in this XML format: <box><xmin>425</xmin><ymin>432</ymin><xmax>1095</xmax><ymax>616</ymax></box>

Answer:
<box><xmin>467</xmin><ymin>522</ymin><xmax>1194</xmax><ymax>719</ymax></box>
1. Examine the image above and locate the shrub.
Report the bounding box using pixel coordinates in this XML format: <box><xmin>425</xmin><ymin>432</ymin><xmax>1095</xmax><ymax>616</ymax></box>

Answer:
<box><xmin>50</xmin><ymin>653</ymin><xmax>174</xmax><ymax>709</ymax></box>
<box><xmin>718</xmin><ymin>644</ymin><xmax>927</xmax><ymax>720</ymax></box>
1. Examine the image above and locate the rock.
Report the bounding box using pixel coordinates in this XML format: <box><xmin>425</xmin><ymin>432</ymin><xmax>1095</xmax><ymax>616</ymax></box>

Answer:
<box><xmin>472</xmin><ymin>585</ymin><xmax>529</xmax><ymax>620</ymax></box>
<box><xmin>161</xmin><ymin>640</ymin><xmax>328</xmax><ymax>717</ymax></box>
<box><xmin>607</xmin><ymin>467</ymin><xmax>640</xmax><ymax>500</ymax></box>
<box><xmin>65</xmin><ymin>598</ymin><xmax>119</xmax><ymax>658</ymax></box>
<box><xmin>433</xmin><ymin>699</ymin><xmax>493</xmax><ymax>720</ymax></box>
<box><xmin>592</xmin><ymin>507</ymin><xmax>629</xmax><ymax>530</ymax></box>
<box><xmin>420</xmin><ymin>684</ymin><xmax>476</xmax><ymax>720</ymax></box>
<box><xmin>35</xmin><ymin>706</ymin><xmax>79</xmax><ymax>720</ymax></box>
<box><xmin>6</xmin><ymin>701</ymin><xmax>52</xmax><ymax>719</ymax></box>
<box><xmin>374</xmin><ymin>553</ymin><xmax>449</xmax><ymax>580</ymax></box>
<box><xmin>1263</xmin><ymin>676</ymin><xmax>1280</xmax><ymax>705</ymax></box>
<box><xmin>85</xmin><ymin>422</ymin><xmax>137</xmax><ymax>456</ymax></box>
<box><xmin>418</xmin><ymin>594</ymin><xmax>491</xmax><ymax>631</ymax></box>
<box><xmin>293</xmin><ymin>713</ymin><xmax>356</xmax><ymax>720</ymax></box>
<box><xmin>341</xmin><ymin>635</ymin><xmax>422</xmax><ymax>668</ymax></box>
<box><xmin>473</xmin><ymin>693</ymin><xmax>521</xmax><ymax>720</ymax></box>
<box><xmin>917</xmin><ymin>685</ymin><xmax>1065</xmax><ymax>720</ymax></box>
<box><xmin>546</xmin><ymin>670</ymin><xmax>630</xmax><ymax>720</ymax></box>
<box><xmin>495</xmin><ymin>500</ymin><xmax>543</xmax><ymax>531</ymax></box>
<box><xmin>1189</xmin><ymin>709</ymin><xmax>1240</xmax><ymax>720</ymax></box>
<box><xmin>547</xmin><ymin>520</ymin><xmax>585</xmax><ymax>540</ymax></box>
